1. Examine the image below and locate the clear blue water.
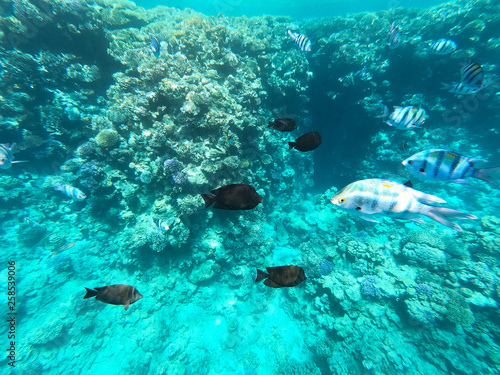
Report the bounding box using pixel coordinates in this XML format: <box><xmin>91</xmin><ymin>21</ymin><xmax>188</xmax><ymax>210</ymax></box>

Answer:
<box><xmin>1</xmin><ymin>0</ymin><xmax>500</xmax><ymax>374</ymax></box>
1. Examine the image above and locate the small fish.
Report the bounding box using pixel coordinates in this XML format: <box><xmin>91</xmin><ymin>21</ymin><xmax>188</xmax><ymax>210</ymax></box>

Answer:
<box><xmin>429</xmin><ymin>39</ymin><xmax>457</xmax><ymax>55</ymax></box>
<box><xmin>402</xmin><ymin>149</ymin><xmax>500</xmax><ymax>186</ymax></box>
<box><xmin>152</xmin><ymin>217</ymin><xmax>169</xmax><ymax>232</ymax></box>
<box><xmin>388</xmin><ymin>22</ymin><xmax>401</xmax><ymax>49</ymax></box>
<box><xmin>255</xmin><ymin>266</ymin><xmax>307</xmax><ymax>288</ymax></box>
<box><xmin>400</xmin><ymin>143</ymin><xmax>410</xmax><ymax>152</ymax></box>
<box><xmin>441</xmin><ymin>82</ymin><xmax>484</xmax><ymax>95</ymax></box>
<box><xmin>288</xmin><ymin>131</ymin><xmax>322</xmax><ymax>152</ymax></box>
<box><xmin>384</xmin><ymin>106</ymin><xmax>426</xmax><ymax>130</ymax></box>
<box><xmin>83</xmin><ymin>284</ymin><xmax>143</xmax><ymax>311</ymax></box>
<box><xmin>201</xmin><ymin>184</ymin><xmax>262</xmax><ymax>210</ymax></box>
<box><xmin>268</xmin><ymin>118</ymin><xmax>297</xmax><ymax>132</ymax></box>
<box><xmin>54</xmin><ymin>184</ymin><xmax>86</xmax><ymax>201</ymax></box>
<box><xmin>0</xmin><ymin>143</ymin><xmax>27</xmax><ymax>169</ymax></box>
<box><xmin>52</xmin><ymin>242</ymin><xmax>76</xmax><ymax>256</ymax></box>
<box><xmin>330</xmin><ymin>178</ymin><xmax>476</xmax><ymax>231</ymax></box>
<box><xmin>150</xmin><ymin>36</ymin><xmax>160</xmax><ymax>57</ymax></box>
<box><xmin>225</xmin><ymin>134</ymin><xmax>234</xmax><ymax>143</ymax></box>
<box><xmin>288</xmin><ymin>30</ymin><xmax>312</xmax><ymax>52</ymax></box>
<box><xmin>461</xmin><ymin>59</ymin><xmax>484</xmax><ymax>88</ymax></box>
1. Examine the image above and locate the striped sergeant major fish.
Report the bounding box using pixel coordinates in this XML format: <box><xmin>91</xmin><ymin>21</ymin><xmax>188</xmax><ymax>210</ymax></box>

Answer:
<box><xmin>429</xmin><ymin>39</ymin><xmax>457</xmax><ymax>55</ymax></box>
<box><xmin>441</xmin><ymin>81</ymin><xmax>484</xmax><ymax>95</ymax></box>
<box><xmin>461</xmin><ymin>59</ymin><xmax>484</xmax><ymax>88</ymax></box>
<box><xmin>402</xmin><ymin>149</ymin><xmax>500</xmax><ymax>186</ymax></box>
<box><xmin>54</xmin><ymin>183</ymin><xmax>87</xmax><ymax>201</ymax></box>
<box><xmin>388</xmin><ymin>22</ymin><xmax>401</xmax><ymax>49</ymax></box>
<box><xmin>0</xmin><ymin>143</ymin><xmax>27</xmax><ymax>169</ymax></box>
<box><xmin>330</xmin><ymin>178</ymin><xmax>476</xmax><ymax>231</ymax></box>
<box><xmin>378</xmin><ymin>105</ymin><xmax>426</xmax><ymax>130</ymax></box>
<box><xmin>287</xmin><ymin>30</ymin><xmax>312</xmax><ymax>52</ymax></box>
<box><xmin>152</xmin><ymin>217</ymin><xmax>170</xmax><ymax>232</ymax></box>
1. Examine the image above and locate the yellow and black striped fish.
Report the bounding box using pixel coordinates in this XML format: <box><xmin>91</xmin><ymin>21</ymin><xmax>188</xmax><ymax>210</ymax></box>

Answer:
<box><xmin>288</xmin><ymin>30</ymin><xmax>312</xmax><ymax>52</ymax></box>
<box><xmin>400</xmin><ymin>143</ymin><xmax>410</xmax><ymax>152</ymax></box>
<box><xmin>461</xmin><ymin>59</ymin><xmax>484</xmax><ymax>88</ymax></box>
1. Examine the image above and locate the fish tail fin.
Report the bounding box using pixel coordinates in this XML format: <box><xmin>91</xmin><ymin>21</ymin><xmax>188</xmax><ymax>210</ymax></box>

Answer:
<box><xmin>83</xmin><ymin>287</ymin><xmax>98</xmax><ymax>299</ymax></box>
<box><xmin>201</xmin><ymin>193</ymin><xmax>217</xmax><ymax>208</ymax></box>
<box><xmin>441</xmin><ymin>82</ymin><xmax>452</xmax><ymax>90</ymax></box>
<box><xmin>268</xmin><ymin>121</ymin><xmax>274</xmax><ymax>128</ymax></box>
<box><xmin>473</xmin><ymin>167</ymin><xmax>500</xmax><ymax>187</ymax></box>
<box><xmin>255</xmin><ymin>269</ymin><xmax>269</xmax><ymax>282</ymax></box>
<box><xmin>375</xmin><ymin>104</ymin><xmax>389</xmax><ymax>118</ymax></box>
<box><xmin>288</xmin><ymin>142</ymin><xmax>296</xmax><ymax>150</ymax></box>
<box><xmin>422</xmin><ymin>206</ymin><xmax>477</xmax><ymax>232</ymax></box>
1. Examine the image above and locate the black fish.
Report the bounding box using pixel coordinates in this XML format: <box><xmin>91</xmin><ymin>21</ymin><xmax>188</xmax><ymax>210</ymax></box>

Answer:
<box><xmin>288</xmin><ymin>131</ymin><xmax>322</xmax><ymax>152</ymax></box>
<box><xmin>201</xmin><ymin>183</ymin><xmax>262</xmax><ymax>210</ymax></box>
<box><xmin>83</xmin><ymin>284</ymin><xmax>143</xmax><ymax>311</ymax></box>
<box><xmin>255</xmin><ymin>266</ymin><xmax>307</xmax><ymax>288</ymax></box>
<box><xmin>268</xmin><ymin>118</ymin><xmax>297</xmax><ymax>132</ymax></box>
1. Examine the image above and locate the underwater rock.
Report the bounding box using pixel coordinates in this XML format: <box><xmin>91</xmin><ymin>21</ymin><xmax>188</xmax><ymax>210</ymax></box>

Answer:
<box><xmin>28</xmin><ymin>321</ymin><xmax>65</xmax><ymax>346</ymax></box>
<box><xmin>189</xmin><ymin>260</ymin><xmax>216</xmax><ymax>284</ymax></box>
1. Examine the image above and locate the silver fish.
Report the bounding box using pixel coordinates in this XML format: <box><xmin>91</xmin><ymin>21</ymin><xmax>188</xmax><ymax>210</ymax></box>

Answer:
<box><xmin>0</xmin><ymin>143</ymin><xmax>27</xmax><ymax>169</ymax></box>
<box><xmin>288</xmin><ymin>30</ymin><xmax>312</xmax><ymax>52</ymax></box>
<box><xmin>384</xmin><ymin>106</ymin><xmax>426</xmax><ymax>129</ymax></box>
<box><xmin>152</xmin><ymin>217</ymin><xmax>169</xmax><ymax>232</ymax></box>
<box><xmin>330</xmin><ymin>178</ymin><xmax>476</xmax><ymax>231</ymax></box>
<box><xmin>388</xmin><ymin>22</ymin><xmax>401</xmax><ymax>49</ymax></box>
<box><xmin>54</xmin><ymin>184</ymin><xmax>86</xmax><ymax>201</ymax></box>
<box><xmin>429</xmin><ymin>39</ymin><xmax>457</xmax><ymax>55</ymax></box>
<box><xmin>461</xmin><ymin>59</ymin><xmax>484</xmax><ymax>88</ymax></box>
<box><xmin>402</xmin><ymin>149</ymin><xmax>500</xmax><ymax>186</ymax></box>
<box><xmin>441</xmin><ymin>82</ymin><xmax>484</xmax><ymax>95</ymax></box>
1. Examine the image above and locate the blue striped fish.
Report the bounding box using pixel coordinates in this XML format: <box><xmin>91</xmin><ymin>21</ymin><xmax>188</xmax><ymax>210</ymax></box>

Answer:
<box><xmin>402</xmin><ymin>149</ymin><xmax>500</xmax><ymax>186</ymax></box>
<box><xmin>330</xmin><ymin>178</ymin><xmax>476</xmax><ymax>231</ymax></box>
<box><xmin>288</xmin><ymin>30</ymin><xmax>312</xmax><ymax>52</ymax></box>
<box><xmin>429</xmin><ymin>39</ymin><xmax>457</xmax><ymax>55</ymax></box>
<box><xmin>54</xmin><ymin>184</ymin><xmax>87</xmax><ymax>201</ymax></box>
<box><xmin>461</xmin><ymin>59</ymin><xmax>484</xmax><ymax>88</ymax></box>
<box><xmin>385</xmin><ymin>106</ymin><xmax>426</xmax><ymax>129</ymax></box>
<box><xmin>441</xmin><ymin>82</ymin><xmax>483</xmax><ymax>95</ymax></box>
<box><xmin>0</xmin><ymin>143</ymin><xmax>27</xmax><ymax>169</ymax></box>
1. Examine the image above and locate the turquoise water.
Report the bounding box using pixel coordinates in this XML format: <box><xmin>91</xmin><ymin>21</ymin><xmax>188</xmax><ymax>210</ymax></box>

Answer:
<box><xmin>1</xmin><ymin>0</ymin><xmax>500</xmax><ymax>374</ymax></box>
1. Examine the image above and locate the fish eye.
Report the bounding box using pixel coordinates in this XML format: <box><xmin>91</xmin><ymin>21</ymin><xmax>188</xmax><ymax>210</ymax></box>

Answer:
<box><xmin>408</xmin><ymin>160</ymin><xmax>413</xmax><ymax>165</ymax></box>
<box><xmin>419</xmin><ymin>168</ymin><xmax>425</xmax><ymax>172</ymax></box>
<box><xmin>356</xmin><ymin>206</ymin><xmax>362</xmax><ymax>211</ymax></box>
<box><xmin>339</xmin><ymin>198</ymin><xmax>346</xmax><ymax>203</ymax></box>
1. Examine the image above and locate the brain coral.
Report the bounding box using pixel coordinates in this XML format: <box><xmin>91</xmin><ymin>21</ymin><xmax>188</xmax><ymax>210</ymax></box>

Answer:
<box><xmin>95</xmin><ymin>128</ymin><xmax>120</xmax><ymax>148</ymax></box>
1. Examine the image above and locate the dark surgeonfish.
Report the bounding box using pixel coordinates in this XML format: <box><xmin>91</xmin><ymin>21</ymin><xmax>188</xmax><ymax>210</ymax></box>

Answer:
<box><xmin>255</xmin><ymin>266</ymin><xmax>307</xmax><ymax>288</ymax></box>
<box><xmin>288</xmin><ymin>131</ymin><xmax>322</xmax><ymax>152</ymax></box>
<box><xmin>201</xmin><ymin>183</ymin><xmax>262</xmax><ymax>210</ymax></box>
<box><xmin>83</xmin><ymin>284</ymin><xmax>143</xmax><ymax>311</ymax></box>
<box><xmin>268</xmin><ymin>118</ymin><xmax>297</xmax><ymax>132</ymax></box>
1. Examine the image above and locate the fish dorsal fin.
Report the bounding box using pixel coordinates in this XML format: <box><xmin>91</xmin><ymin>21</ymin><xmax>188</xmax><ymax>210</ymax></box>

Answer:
<box><xmin>403</xmin><ymin>180</ymin><xmax>413</xmax><ymax>188</ymax></box>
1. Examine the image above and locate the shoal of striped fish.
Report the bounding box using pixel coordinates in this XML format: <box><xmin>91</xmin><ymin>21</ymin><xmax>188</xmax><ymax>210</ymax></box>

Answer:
<box><xmin>383</xmin><ymin>106</ymin><xmax>426</xmax><ymax>129</ymax></box>
<box><xmin>0</xmin><ymin>143</ymin><xmax>27</xmax><ymax>169</ymax></box>
<box><xmin>441</xmin><ymin>82</ymin><xmax>484</xmax><ymax>95</ymax></box>
<box><xmin>54</xmin><ymin>183</ymin><xmax>86</xmax><ymax>201</ymax></box>
<box><xmin>402</xmin><ymin>149</ymin><xmax>500</xmax><ymax>186</ymax></box>
<box><xmin>429</xmin><ymin>39</ymin><xmax>457</xmax><ymax>55</ymax></box>
<box><xmin>150</xmin><ymin>36</ymin><xmax>160</xmax><ymax>57</ymax></box>
<box><xmin>152</xmin><ymin>217</ymin><xmax>170</xmax><ymax>232</ymax></box>
<box><xmin>461</xmin><ymin>59</ymin><xmax>484</xmax><ymax>88</ymax></box>
<box><xmin>388</xmin><ymin>22</ymin><xmax>401</xmax><ymax>49</ymax></box>
<box><xmin>330</xmin><ymin>178</ymin><xmax>476</xmax><ymax>231</ymax></box>
<box><xmin>288</xmin><ymin>30</ymin><xmax>311</xmax><ymax>52</ymax></box>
